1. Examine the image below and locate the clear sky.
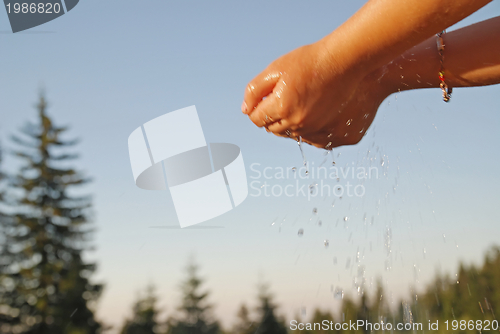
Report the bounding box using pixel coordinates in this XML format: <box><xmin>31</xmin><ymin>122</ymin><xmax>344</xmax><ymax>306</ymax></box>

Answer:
<box><xmin>1</xmin><ymin>0</ymin><xmax>500</xmax><ymax>332</ymax></box>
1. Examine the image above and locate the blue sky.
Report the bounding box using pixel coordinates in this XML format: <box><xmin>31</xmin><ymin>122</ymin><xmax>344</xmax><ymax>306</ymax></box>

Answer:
<box><xmin>1</xmin><ymin>0</ymin><xmax>500</xmax><ymax>331</ymax></box>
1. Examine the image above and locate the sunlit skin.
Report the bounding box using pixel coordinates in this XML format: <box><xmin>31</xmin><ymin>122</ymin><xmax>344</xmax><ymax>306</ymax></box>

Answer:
<box><xmin>242</xmin><ymin>0</ymin><xmax>495</xmax><ymax>148</ymax></box>
<box><xmin>300</xmin><ymin>17</ymin><xmax>500</xmax><ymax>148</ymax></box>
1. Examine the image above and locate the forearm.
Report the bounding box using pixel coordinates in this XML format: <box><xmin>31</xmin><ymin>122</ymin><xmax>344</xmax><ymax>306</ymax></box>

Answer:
<box><xmin>319</xmin><ymin>0</ymin><xmax>492</xmax><ymax>76</ymax></box>
<box><xmin>380</xmin><ymin>16</ymin><xmax>500</xmax><ymax>94</ymax></box>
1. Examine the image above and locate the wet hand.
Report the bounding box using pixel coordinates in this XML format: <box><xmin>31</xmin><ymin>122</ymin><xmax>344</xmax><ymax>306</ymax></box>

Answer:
<box><xmin>242</xmin><ymin>39</ymin><xmax>368</xmax><ymax>147</ymax></box>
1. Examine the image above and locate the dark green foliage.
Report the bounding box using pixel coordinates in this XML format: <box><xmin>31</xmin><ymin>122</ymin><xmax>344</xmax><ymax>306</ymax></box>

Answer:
<box><xmin>120</xmin><ymin>285</ymin><xmax>161</xmax><ymax>334</ymax></box>
<box><xmin>232</xmin><ymin>304</ymin><xmax>257</xmax><ymax>334</ymax></box>
<box><xmin>253</xmin><ymin>283</ymin><xmax>287</xmax><ymax>334</ymax></box>
<box><xmin>0</xmin><ymin>96</ymin><xmax>103</xmax><ymax>333</ymax></box>
<box><xmin>166</xmin><ymin>261</ymin><xmax>221</xmax><ymax>334</ymax></box>
<box><xmin>290</xmin><ymin>248</ymin><xmax>500</xmax><ymax>334</ymax></box>
<box><xmin>414</xmin><ymin>246</ymin><xmax>500</xmax><ymax>334</ymax></box>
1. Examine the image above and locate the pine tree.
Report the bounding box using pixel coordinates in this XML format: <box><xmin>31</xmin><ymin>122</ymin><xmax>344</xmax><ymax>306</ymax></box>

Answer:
<box><xmin>166</xmin><ymin>260</ymin><xmax>221</xmax><ymax>334</ymax></box>
<box><xmin>232</xmin><ymin>304</ymin><xmax>256</xmax><ymax>334</ymax></box>
<box><xmin>0</xmin><ymin>142</ymin><xmax>16</xmax><ymax>326</ymax></box>
<box><xmin>0</xmin><ymin>96</ymin><xmax>103</xmax><ymax>333</ymax></box>
<box><xmin>253</xmin><ymin>283</ymin><xmax>287</xmax><ymax>334</ymax></box>
<box><xmin>120</xmin><ymin>285</ymin><xmax>161</xmax><ymax>334</ymax></box>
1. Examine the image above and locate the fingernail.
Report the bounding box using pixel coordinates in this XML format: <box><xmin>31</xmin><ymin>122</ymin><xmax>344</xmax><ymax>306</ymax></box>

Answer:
<box><xmin>241</xmin><ymin>101</ymin><xmax>248</xmax><ymax>114</ymax></box>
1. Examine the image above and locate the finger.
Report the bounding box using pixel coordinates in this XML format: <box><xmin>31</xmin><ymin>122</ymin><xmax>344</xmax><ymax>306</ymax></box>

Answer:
<box><xmin>266</xmin><ymin>118</ymin><xmax>294</xmax><ymax>134</ymax></box>
<box><xmin>242</xmin><ymin>70</ymin><xmax>281</xmax><ymax>114</ymax></box>
<box><xmin>247</xmin><ymin>91</ymin><xmax>284</xmax><ymax>128</ymax></box>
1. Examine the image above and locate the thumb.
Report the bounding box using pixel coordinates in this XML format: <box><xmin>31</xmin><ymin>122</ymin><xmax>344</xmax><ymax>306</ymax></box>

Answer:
<box><xmin>242</xmin><ymin>69</ymin><xmax>281</xmax><ymax>114</ymax></box>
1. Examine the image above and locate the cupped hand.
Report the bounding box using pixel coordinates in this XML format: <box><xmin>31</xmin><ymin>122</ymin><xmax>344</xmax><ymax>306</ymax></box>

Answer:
<box><xmin>242</xmin><ymin>39</ymin><xmax>365</xmax><ymax>144</ymax></box>
<box><xmin>242</xmin><ymin>39</ymin><xmax>392</xmax><ymax>149</ymax></box>
<box><xmin>299</xmin><ymin>66</ymin><xmax>392</xmax><ymax>149</ymax></box>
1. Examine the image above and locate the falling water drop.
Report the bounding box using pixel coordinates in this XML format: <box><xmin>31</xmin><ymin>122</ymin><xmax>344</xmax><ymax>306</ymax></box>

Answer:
<box><xmin>291</xmin><ymin>167</ymin><xmax>297</xmax><ymax>172</ymax></box>
<box><xmin>333</xmin><ymin>287</ymin><xmax>344</xmax><ymax>300</ymax></box>
<box><xmin>385</xmin><ymin>228</ymin><xmax>392</xmax><ymax>256</ymax></box>
<box><xmin>298</xmin><ymin>229</ymin><xmax>304</xmax><ymax>237</ymax></box>
<box><xmin>312</xmin><ymin>208</ymin><xmax>318</xmax><ymax>215</ymax></box>
<box><xmin>344</xmin><ymin>217</ymin><xmax>349</xmax><ymax>222</ymax></box>
<box><xmin>346</xmin><ymin>119</ymin><xmax>352</xmax><ymax>126</ymax></box>
<box><xmin>297</xmin><ymin>136</ymin><xmax>308</xmax><ymax>174</ymax></box>
<box><xmin>324</xmin><ymin>240</ymin><xmax>329</xmax><ymax>248</ymax></box>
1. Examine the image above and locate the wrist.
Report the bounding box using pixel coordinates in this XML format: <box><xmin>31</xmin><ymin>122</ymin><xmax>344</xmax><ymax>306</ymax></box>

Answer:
<box><xmin>316</xmin><ymin>31</ymin><xmax>373</xmax><ymax>81</ymax></box>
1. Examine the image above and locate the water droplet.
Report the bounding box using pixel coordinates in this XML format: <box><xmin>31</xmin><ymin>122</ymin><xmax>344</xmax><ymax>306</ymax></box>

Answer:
<box><xmin>332</xmin><ymin>161</ymin><xmax>336</xmax><ymax>166</ymax></box>
<box><xmin>359</xmin><ymin>128</ymin><xmax>365</xmax><ymax>134</ymax></box>
<box><xmin>297</xmin><ymin>229</ymin><xmax>304</xmax><ymax>237</ymax></box>
<box><xmin>346</xmin><ymin>119</ymin><xmax>352</xmax><ymax>126</ymax></box>
<box><xmin>333</xmin><ymin>287</ymin><xmax>344</xmax><ymax>300</ymax></box>
<box><xmin>318</xmin><ymin>220</ymin><xmax>322</xmax><ymax>226</ymax></box>
<box><xmin>344</xmin><ymin>216</ymin><xmax>349</xmax><ymax>221</ymax></box>
<box><xmin>325</xmin><ymin>142</ymin><xmax>332</xmax><ymax>149</ymax></box>
<box><xmin>291</xmin><ymin>167</ymin><xmax>297</xmax><ymax>172</ymax></box>
<box><xmin>324</xmin><ymin>239</ymin><xmax>329</xmax><ymax>248</ymax></box>
<box><xmin>402</xmin><ymin>301</ymin><xmax>413</xmax><ymax>324</ymax></box>
<box><xmin>331</xmin><ymin>201</ymin><xmax>335</xmax><ymax>208</ymax></box>
<box><xmin>297</xmin><ymin>136</ymin><xmax>308</xmax><ymax>174</ymax></box>
<box><xmin>344</xmin><ymin>133</ymin><xmax>348</xmax><ymax>137</ymax></box>
<box><xmin>385</xmin><ymin>228</ymin><xmax>392</xmax><ymax>256</ymax></box>
<box><xmin>312</xmin><ymin>208</ymin><xmax>318</xmax><ymax>215</ymax></box>
<box><xmin>363</xmin><ymin>113</ymin><xmax>369</xmax><ymax>119</ymax></box>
